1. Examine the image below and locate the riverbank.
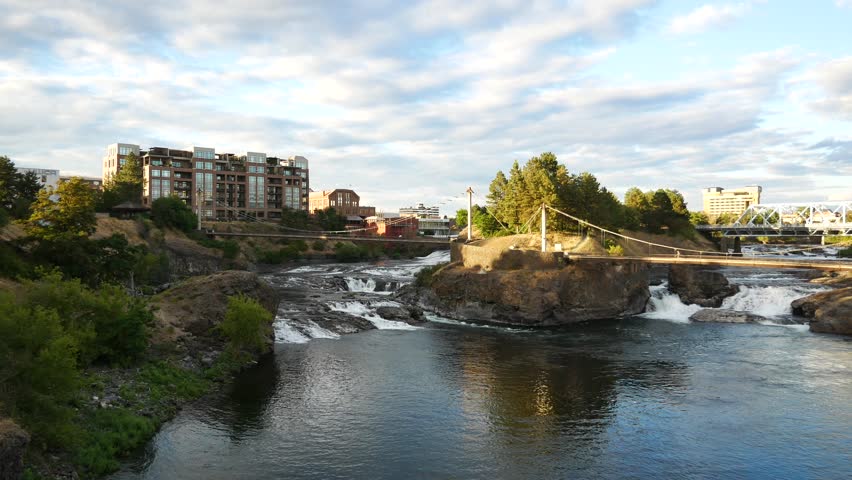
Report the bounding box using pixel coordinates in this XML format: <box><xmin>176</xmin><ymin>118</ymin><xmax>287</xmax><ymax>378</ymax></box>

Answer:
<box><xmin>0</xmin><ymin>270</ymin><xmax>278</xmax><ymax>479</ymax></box>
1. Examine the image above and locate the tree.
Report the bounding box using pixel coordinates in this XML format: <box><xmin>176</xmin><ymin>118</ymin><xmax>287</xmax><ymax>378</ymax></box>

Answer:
<box><xmin>0</xmin><ymin>155</ymin><xmax>41</xmax><ymax>219</ymax></box>
<box><xmin>487</xmin><ymin>171</ymin><xmax>508</xmax><ymax>220</ymax></box>
<box><xmin>101</xmin><ymin>151</ymin><xmax>142</xmax><ymax>209</ymax></box>
<box><xmin>151</xmin><ymin>196</ymin><xmax>197</xmax><ymax>232</ymax></box>
<box><xmin>455</xmin><ymin>208</ymin><xmax>468</xmax><ymax>229</ymax></box>
<box><xmin>690</xmin><ymin>211</ymin><xmax>710</xmax><ymax>225</ymax></box>
<box><xmin>315</xmin><ymin>207</ymin><xmax>345</xmax><ymax>231</ymax></box>
<box><xmin>26</xmin><ymin>177</ymin><xmax>97</xmax><ymax>241</ymax></box>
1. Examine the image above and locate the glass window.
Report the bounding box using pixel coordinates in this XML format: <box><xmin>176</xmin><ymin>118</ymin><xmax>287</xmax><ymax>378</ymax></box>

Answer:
<box><xmin>162</xmin><ymin>170</ymin><xmax>170</xmax><ymax>177</ymax></box>
<box><xmin>151</xmin><ymin>169</ymin><xmax>160</xmax><ymax>177</ymax></box>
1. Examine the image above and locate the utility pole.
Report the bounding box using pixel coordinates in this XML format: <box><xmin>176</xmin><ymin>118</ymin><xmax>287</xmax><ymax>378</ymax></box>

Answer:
<box><xmin>196</xmin><ymin>187</ymin><xmax>203</xmax><ymax>231</ymax></box>
<box><xmin>541</xmin><ymin>204</ymin><xmax>546</xmax><ymax>252</ymax></box>
<box><xmin>466</xmin><ymin>187</ymin><xmax>474</xmax><ymax>242</ymax></box>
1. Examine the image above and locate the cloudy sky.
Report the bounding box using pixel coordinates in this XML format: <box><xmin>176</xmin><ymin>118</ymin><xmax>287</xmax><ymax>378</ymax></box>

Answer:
<box><xmin>2</xmin><ymin>0</ymin><xmax>851</xmax><ymax>214</ymax></box>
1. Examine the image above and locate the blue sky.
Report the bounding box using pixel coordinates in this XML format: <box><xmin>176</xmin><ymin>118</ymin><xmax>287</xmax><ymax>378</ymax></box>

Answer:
<box><xmin>1</xmin><ymin>0</ymin><xmax>850</xmax><ymax>214</ymax></box>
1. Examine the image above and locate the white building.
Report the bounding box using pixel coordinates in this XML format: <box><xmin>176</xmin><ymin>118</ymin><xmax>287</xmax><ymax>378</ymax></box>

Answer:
<box><xmin>17</xmin><ymin>167</ymin><xmax>60</xmax><ymax>190</ymax></box>
<box><xmin>398</xmin><ymin>203</ymin><xmax>450</xmax><ymax>236</ymax></box>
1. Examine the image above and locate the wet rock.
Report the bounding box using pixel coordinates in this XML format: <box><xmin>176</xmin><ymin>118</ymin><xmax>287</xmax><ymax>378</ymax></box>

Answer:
<box><xmin>375</xmin><ymin>305</ymin><xmax>426</xmax><ymax>324</ymax></box>
<box><xmin>668</xmin><ymin>265</ymin><xmax>738</xmax><ymax>308</ymax></box>
<box><xmin>792</xmin><ymin>287</ymin><xmax>852</xmax><ymax>335</ymax></box>
<box><xmin>409</xmin><ymin>261</ymin><xmax>650</xmax><ymax>327</ymax></box>
<box><xmin>689</xmin><ymin>309</ymin><xmax>765</xmax><ymax>324</ymax></box>
<box><xmin>0</xmin><ymin>418</ymin><xmax>29</xmax><ymax>480</ymax></box>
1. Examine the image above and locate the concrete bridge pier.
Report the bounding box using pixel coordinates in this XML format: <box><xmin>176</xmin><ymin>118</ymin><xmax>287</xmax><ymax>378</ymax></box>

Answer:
<box><xmin>720</xmin><ymin>236</ymin><xmax>742</xmax><ymax>256</ymax></box>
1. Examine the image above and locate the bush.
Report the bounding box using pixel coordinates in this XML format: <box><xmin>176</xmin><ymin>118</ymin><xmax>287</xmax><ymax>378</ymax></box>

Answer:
<box><xmin>23</xmin><ymin>273</ymin><xmax>152</xmax><ymax>366</ymax></box>
<box><xmin>0</xmin><ymin>292</ymin><xmax>81</xmax><ymax>447</ymax></box>
<box><xmin>151</xmin><ymin>196</ymin><xmax>197</xmax><ymax>233</ymax></box>
<box><xmin>257</xmin><ymin>245</ymin><xmax>301</xmax><ymax>263</ymax></box>
<box><xmin>607</xmin><ymin>244</ymin><xmax>625</xmax><ymax>256</ymax></box>
<box><xmin>311</xmin><ymin>239</ymin><xmax>326</xmax><ymax>251</ymax></box>
<box><xmin>334</xmin><ymin>242</ymin><xmax>363</xmax><ymax>262</ymax></box>
<box><xmin>219</xmin><ymin>294</ymin><xmax>273</xmax><ymax>353</ymax></box>
<box><xmin>75</xmin><ymin>408</ymin><xmax>157</xmax><ymax>476</ymax></box>
<box><xmin>0</xmin><ymin>242</ymin><xmax>30</xmax><ymax>278</ymax></box>
<box><xmin>414</xmin><ymin>262</ymin><xmax>447</xmax><ymax>288</ymax></box>
<box><xmin>0</xmin><ymin>208</ymin><xmax>9</xmax><ymax>228</ymax></box>
<box><xmin>839</xmin><ymin>247</ymin><xmax>852</xmax><ymax>258</ymax></box>
<box><xmin>292</xmin><ymin>239</ymin><xmax>309</xmax><ymax>252</ymax></box>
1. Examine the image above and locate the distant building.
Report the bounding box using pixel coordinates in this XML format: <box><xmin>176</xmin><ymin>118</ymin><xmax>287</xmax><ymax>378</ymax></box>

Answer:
<box><xmin>60</xmin><ymin>176</ymin><xmax>103</xmax><ymax>191</ymax></box>
<box><xmin>104</xmin><ymin>143</ymin><xmax>310</xmax><ymax>222</ymax></box>
<box><xmin>399</xmin><ymin>203</ymin><xmax>450</xmax><ymax>236</ymax></box>
<box><xmin>399</xmin><ymin>203</ymin><xmax>440</xmax><ymax>218</ymax></box>
<box><xmin>309</xmin><ymin>189</ymin><xmax>376</xmax><ymax>217</ymax></box>
<box><xmin>702</xmin><ymin>186</ymin><xmax>762</xmax><ymax>219</ymax></box>
<box><xmin>17</xmin><ymin>168</ymin><xmax>60</xmax><ymax>190</ymax></box>
<box><xmin>366</xmin><ymin>213</ymin><xmax>419</xmax><ymax>238</ymax></box>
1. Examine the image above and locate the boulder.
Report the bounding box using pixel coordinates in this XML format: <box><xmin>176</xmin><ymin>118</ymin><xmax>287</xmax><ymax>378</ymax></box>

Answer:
<box><xmin>792</xmin><ymin>287</ymin><xmax>852</xmax><ymax>335</ymax></box>
<box><xmin>668</xmin><ymin>265</ymin><xmax>738</xmax><ymax>307</ymax></box>
<box><xmin>0</xmin><ymin>419</ymin><xmax>29</xmax><ymax>480</ymax></box>
<box><xmin>412</xmin><ymin>261</ymin><xmax>650</xmax><ymax>327</ymax></box>
<box><xmin>375</xmin><ymin>305</ymin><xmax>425</xmax><ymax>324</ymax></box>
<box><xmin>689</xmin><ymin>309</ymin><xmax>766</xmax><ymax>324</ymax></box>
<box><xmin>152</xmin><ymin>270</ymin><xmax>280</xmax><ymax>346</ymax></box>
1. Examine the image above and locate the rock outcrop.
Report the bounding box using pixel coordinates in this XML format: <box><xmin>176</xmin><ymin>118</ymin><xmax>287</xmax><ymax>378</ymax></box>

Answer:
<box><xmin>791</xmin><ymin>287</ymin><xmax>852</xmax><ymax>335</ymax></box>
<box><xmin>668</xmin><ymin>265</ymin><xmax>738</xmax><ymax>307</ymax></box>
<box><xmin>0</xmin><ymin>419</ymin><xmax>28</xmax><ymax>480</ymax></box>
<box><xmin>689</xmin><ymin>309</ymin><xmax>766</xmax><ymax>324</ymax></box>
<box><xmin>375</xmin><ymin>305</ymin><xmax>425</xmax><ymax>324</ymax></box>
<box><xmin>152</xmin><ymin>270</ymin><xmax>280</xmax><ymax>347</ymax></box>
<box><xmin>408</xmin><ymin>261</ymin><xmax>650</xmax><ymax>327</ymax></box>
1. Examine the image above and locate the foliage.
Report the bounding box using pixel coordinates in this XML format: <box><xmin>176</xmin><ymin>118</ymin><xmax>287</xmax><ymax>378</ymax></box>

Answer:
<box><xmin>257</xmin><ymin>245</ymin><xmax>301</xmax><ymax>263</ymax></box>
<box><xmin>220</xmin><ymin>294</ymin><xmax>273</xmax><ymax>353</ymax></box>
<box><xmin>280</xmin><ymin>207</ymin><xmax>311</xmax><ymax>229</ymax></box>
<box><xmin>27</xmin><ymin>233</ymin><xmax>151</xmax><ymax>288</ymax></box>
<box><xmin>484</xmin><ymin>153</ymin><xmax>628</xmax><ymax>234</ymax></box>
<box><xmin>713</xmin><ymin>212</ymin><xmax>740</xmax><ymax>225</ymax></box>
<box><xmin>193</xmin><ymin>235</ymin><xmax>240</xmax><ymax>259</ymax></box>
<box><xmin>623</xmin><ymin>188</ymin><xmax>693</xmax><ymax>237</ymax></box>
<box><xmin>0</xmin><ymin>207</ymin><xmax>8</xmax><ymax>228</ymax></box>
<box><xmin>607</xmin><ymin>244</ymin><xmax>625</xmax><ymax>256</ymax></box>
<box><xmin>100</xmin><ymin>152</ymin><xmax>143</xmax><ymax>210</ymax></box>
<box><xmin>312</xmin><ymin>239</ymin><xmax>327</xmax><ymax>251</ymax></box>
<box><xmin>23</xmin><ymin>273</ymin><xmax>152</xmax><ymax>366</ymax></box>
<box><xmin>0</xmin><ymin>292</ymin><xmax>80</xmax><ymax>446</ymax></box>
<box><xmin>151</xmin><ymin>195</ymin><xmax>197</xmax><ymax>233</ymax></box>
<box><xmin>0</xmin><ymin>241</ymin><xmax>30</xmax><ymax>278</ymax></box>
<box><xmin>455</xmin><ymin>208</ymin><xmax>468</xmax><ymax>229</ymax></box>
<box><xmin>0</xmin><ymin>155</ymin><xmax>41</xmax><ymax>219</ymax></box>
<box><xmin>334</xmin><ymin>242</ymin><xmax>364</xmax><ymax>262</ymax></box>
<box><xmin>414</xmin><ymin>262</ymin><xmax>447</xmax><ymax>287</ymax></box>
<box><xmin>690</xmin><ymin>211</ymin><xmax>710</xmax><ymax>226</ymax></box>
<box><xmin>472</xmin><ymin>205</ymin><xmax>511</xmax><ymax>237</ymax></box>
<box><xmin>75</xmin><ymin>408</ymin><xmax>157</xmax><ymax>476</ymax></box>
<box><xmin>26</xmin><ymin>177</ymin><xmax>97</xmax><ymax>241</ymax></box>
<box><xmin>315</xmin><ymin>207</ymin><xmax>346</xmax><ymax>231</ymax></box>
<box><xmin>838</xmin><ymin>247</ymin><xmax>852</xmax><ymax>258</ymax></box>
<box><xmin>292</xmin><ymin>239</ymin><xmax>309</xmax><ymax>252</ymax></box>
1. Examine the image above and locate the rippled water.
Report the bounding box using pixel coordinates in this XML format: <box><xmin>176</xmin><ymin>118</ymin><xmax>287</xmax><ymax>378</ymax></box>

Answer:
<box><xmin>114</xmin><ymin>256</ymin><xmax>852</xmax><ymax>479</ymax></box>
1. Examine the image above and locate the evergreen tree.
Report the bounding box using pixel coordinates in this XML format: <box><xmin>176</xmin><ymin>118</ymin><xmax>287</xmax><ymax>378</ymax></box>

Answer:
<box><xmin>0</xmin><ymin>155</ymin><xmax>41</xmax><ymax>219</ymax></box>
<box><xmin>101</xmin><ymin>151</ymin><xmax>143</xmax><ymax>209</ymax></box>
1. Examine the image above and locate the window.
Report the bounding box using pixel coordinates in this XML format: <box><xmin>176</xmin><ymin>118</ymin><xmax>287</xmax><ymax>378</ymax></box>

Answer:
<box><xmin>195</xmin><ymin>151</ymin><xmax>215</xmax><ymax>160</ymax></box>
<box><xmin>161</xmin><ymin>170</ymin><xmax>170</xmax><ymax>177</ymax></box>
<box><xmin>119</xmin><ymin>146</ymin><xmax>133</xmax><ymax>155</ymax></box>
<box><xmin>151</xmin><ymin>169</ymin><xmax>160</xmax><ymax>177</ymax></box>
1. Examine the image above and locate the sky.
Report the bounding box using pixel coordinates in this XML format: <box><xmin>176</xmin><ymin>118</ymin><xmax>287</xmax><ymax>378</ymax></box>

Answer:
<box><xmin>1</xmin><ymin>0</ymin><xmax>851</xmax><ymax>214</ymax></box>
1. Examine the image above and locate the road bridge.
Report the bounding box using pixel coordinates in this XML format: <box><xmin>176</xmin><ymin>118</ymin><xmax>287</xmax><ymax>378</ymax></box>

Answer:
<box><xmin>696</xmin><ymin>201</ymin><xmax>852</xmax><ymax>237</ymax></box>
<box><xmin>564</xmin><ymin>254</ymin><xmax>852</xmax><ymax>271</ymax></box>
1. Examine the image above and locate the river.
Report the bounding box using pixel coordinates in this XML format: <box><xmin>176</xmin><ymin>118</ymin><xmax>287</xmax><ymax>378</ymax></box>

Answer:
<box><xmin>114</xmin><ymin>251</ymin><xmax>852</xmax><ymax>479</ymax></box>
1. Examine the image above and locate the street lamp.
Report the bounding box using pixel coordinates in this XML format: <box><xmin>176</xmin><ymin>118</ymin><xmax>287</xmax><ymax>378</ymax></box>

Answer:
<box><xmin>197</xmin><ymin>187</ymin><xmax>203</xmax><ymax>231</ymax></box>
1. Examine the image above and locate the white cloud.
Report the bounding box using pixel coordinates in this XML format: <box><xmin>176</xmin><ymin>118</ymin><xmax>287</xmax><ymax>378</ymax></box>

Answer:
<box><xmin>668</xmin><ymin>3</ymin><xmax>750</xmax><ymax>35</ymax></box>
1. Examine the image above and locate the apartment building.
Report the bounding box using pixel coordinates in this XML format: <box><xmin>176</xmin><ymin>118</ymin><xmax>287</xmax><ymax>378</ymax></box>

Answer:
<box><xmin>59</xmin><ymin>176</ymin><xmax>103</xmax><ymax>191</ymax></box>
<box><xmin>103</xmin><ymin>143</ymin><xmax>141</xmax><ymax>182</ymax></box>
<box><xmin>103</xmin><ymin>143</ymin><xmax>309</xmax><ymax>221</ymax></box>
<box><xmin>399</xmin><ymin>203</ymin><xmax>440</xmax><ymax>218</ymax></box>
<box><xmin>309</xmin><ymin>189</ymin><xmax>376</xmax><ymax>217</ymax></box>
<box><xmin>702</xmin><ymin>186</ymin><xmax>762</xmax><ymax>218</ymax></box>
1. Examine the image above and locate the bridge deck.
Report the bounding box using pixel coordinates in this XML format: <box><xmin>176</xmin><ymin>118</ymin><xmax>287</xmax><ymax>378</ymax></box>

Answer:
<box><xmin>566</xmin><ymin>254</ymin><xmax>852</xmax><ymax>271</ymax></box>
<box><xmin>207</xmin><ymin>231</ymin><xmax>451</xmax><ymax>245</ymax></box>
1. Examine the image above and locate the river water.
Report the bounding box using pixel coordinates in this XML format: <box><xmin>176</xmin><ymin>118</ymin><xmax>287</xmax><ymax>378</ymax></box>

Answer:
<box><xmin>114</xmin><ymin>251</ymin><xmax>852</xmax><ymax>479</ymax></box>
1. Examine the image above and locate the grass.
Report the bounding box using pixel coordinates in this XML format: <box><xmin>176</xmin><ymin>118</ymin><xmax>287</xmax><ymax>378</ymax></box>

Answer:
<box><xmin>414</xmin><ymin>262</ymin><xmax>448</xmax><ymax>288</ymax></box>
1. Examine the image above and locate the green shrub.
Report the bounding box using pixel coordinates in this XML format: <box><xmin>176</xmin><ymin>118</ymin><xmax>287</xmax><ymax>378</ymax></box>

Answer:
<box><xmin>137</xmin><ymin>361</ymin><xmax>209</xmax><ymax>402</ymax></box>
<box><xmin>0</xmin><ymin>293</ymin><xmax>80</xmax><ymax>447</ymax></box>
<box><xmin>75</xmin><ymin>408</ymin><xmax>157</xmax><ymax>476</ymax></box>
<box><xmin>292</xmin><ymin>239</ymin><xmax>309</xmax><ymax>252</ymax></box>
<box><xmin>23</xmin><ymin>273</ymin><xmax>152</xmax><ymax>366</ymax></box>
<box><xmin>414</xmin><ymin>262</ymin><xmax>448</xmax><ymax>288</ymax></box>
<box><xmin>0</xmin><ymin>242</ymin><xmax>30</xmax><ymax>278</ymax></box>
<box><xmin>257</xmin><ymin>245</ymin><xmax>301</xmax><ymax>263</ymax></box>
<box><xmin>311</xmin><ymin>239</ymin><xmax>326</xmax><ymax>251</ymax></box>
<box><xmin>334</xmin><ymin>242</ymin><xmax>363</xmax><ymax>262</ymax></box>
<box><xmin>607</xmin><ymin>244</ymin><xmax>625</xmax><ymax>256</ymax></box>
<box><xmin>219</xmin><ymin>294</ymin><xmax>273</xmax><ymax>353</ymax></box>
<box><xmin>151</xmin><ymin>196</ymin><xmax>197</xmax><ymax>233</ymax></box>
<box><xmin>839</xmin><ymin>247</ymin><xmax>852</xmax><ymax>258</ymax></box>
<box><xmin>0</xmin><ymin>208</ymin><xmax>9</xmax><ymax>228</ymax></box>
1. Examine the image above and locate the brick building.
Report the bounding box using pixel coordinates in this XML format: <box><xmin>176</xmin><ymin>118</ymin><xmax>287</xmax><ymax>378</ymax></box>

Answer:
<box><xmin>309</xmin><ymin>189</ymin><xmax>376</xmax><ymax>217</ymax></box>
